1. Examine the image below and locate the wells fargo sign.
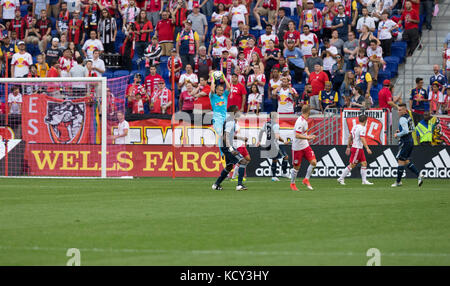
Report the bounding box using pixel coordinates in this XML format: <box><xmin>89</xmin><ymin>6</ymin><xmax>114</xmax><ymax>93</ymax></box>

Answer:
<box><xmin>25</xmin><ymin>144</ymin><xmax>225</xmax><ymax>177</ymax></box>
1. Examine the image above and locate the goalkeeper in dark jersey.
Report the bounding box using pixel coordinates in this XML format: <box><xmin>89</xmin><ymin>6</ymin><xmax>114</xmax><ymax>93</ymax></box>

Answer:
<box><xmin>256</xmin><ymin>112</ymin><xmax>290</xmax><ymax>181</ymax></box>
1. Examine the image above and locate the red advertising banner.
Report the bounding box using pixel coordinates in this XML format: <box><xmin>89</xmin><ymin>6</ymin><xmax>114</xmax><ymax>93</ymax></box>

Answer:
<box><xmin>437</xmin><ymin>116</ymin><xmax>450</xmax><ymax>145</ymax></box>
<box><xmin>21</xmin><ymin>94</ymin><xmax>95</xmax><ymax>144</ymax></box>
<box><xmin>25</xmin><ymin>144</ymin><xmax>224</xmax><ymax>177</ymax></box>
<box><xmin>341</xmin><ymin>108</ymin><xmax>387</xmax><ymax>145</ymax></box>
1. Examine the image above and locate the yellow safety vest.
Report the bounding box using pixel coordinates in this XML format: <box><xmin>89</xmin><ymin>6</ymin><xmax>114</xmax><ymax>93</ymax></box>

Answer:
<box><xmin>415</xmin><ymin>121</ymin><xmax>433</xmax><ymax>143</ymax></box>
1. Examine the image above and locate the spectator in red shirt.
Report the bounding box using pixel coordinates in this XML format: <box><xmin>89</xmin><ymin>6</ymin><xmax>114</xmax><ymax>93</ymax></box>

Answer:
<box><xmin>308</xmin><ymin>63</ymin><xmax>329</xmax><ymax>112</ymax></box>
<box><xmin>398</xmin><ymin>1</ymin><xmax>420</xmax><ymax>57</ymax></box>
<box><xmin>229</xmin><ymin>73</ymin><xmax>247</xmax><ymax>111</ymax></box>
<box><xmin>378</xmin><ymin>79</ymin><xmax>401</xmax><ymax>111</ymax></box>
<box><xmin>145</xmin><ymin>65</ymin><xmax>164</xmax><ymax>97</ymax></box>
<box><xmin>155</xmin><ymin>11</ymin><xmax>175</xmax><ymax>56</ymax></box>
<box><xmin>126</xmin><ymin>73</ymin><xmax>147</xmax><ymax>114</ymax></box>
<box><xmin>193</xmin><ymin>76</ymin><xmax>212</xmax><ymax>112</ymax></box>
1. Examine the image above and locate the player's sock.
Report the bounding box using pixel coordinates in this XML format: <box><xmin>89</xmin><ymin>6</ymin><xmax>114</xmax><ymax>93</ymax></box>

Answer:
<box><xmin>238</xmin><ymin>164</ymin><xmax>247</xmax><ymax>185</ymax></box>
<box><xmin>215</xmin><ymin>169</ymin><xmax>229</xmax><ymax>186</ymax></box>
<box><xmin>340</xmin><ymin>166</ymin><xmax>352</xmax><ymax>180</ymax></box>
<box><xmin>291</xmin><ymin>169</ymin><xmax>298</xmax><ymax>183</ymax></box>
<box><xmin>282</xmin><ymin>159</ymin><xmax>288</xmax><ymax>173</ymax></box>
<box><xmin>407</xmin><ymin>162</ymin><xmax>420</xmax><ymax>177</ymax></box>
<box><xmin>361</xmin><ymin>167</ymin><xmax>367</xmax><ymax>182</ymax></box>
<box><xmin>305</xmin><ymin>165</ymin><xmax>315</xmax><ymax>179</ymax></box>
<box><xmin>271</xmin><ymin>160</ymin><xmax>277</xmax><ymax>177</ymax></box>
<box><xmin>397</xmin><ymin>165</ymin><xmax>405</xmax><ymax>183</ymax></box>
<box><xmin>232</xmin><ymin>164</ymin><xmax>239</xmax><ymax>179</ymax></box>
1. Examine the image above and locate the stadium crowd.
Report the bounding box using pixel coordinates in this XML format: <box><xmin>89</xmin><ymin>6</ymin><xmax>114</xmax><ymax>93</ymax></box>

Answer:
<box><xmin>0</xmin><ymin>0</ymin><xmax>449</xmax><ymax>118</ymax></box>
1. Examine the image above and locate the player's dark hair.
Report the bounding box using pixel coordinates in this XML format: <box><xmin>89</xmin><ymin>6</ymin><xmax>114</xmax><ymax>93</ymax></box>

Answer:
<box><xmin>227</xmin><ymin>105</ymin><xmax>239</xmax><ymax>113</ymax></box>
<box><xmin>303</xmin><ymin>25</ymin><xmax>310</xmax><ymax>30</ymax></box>
<box><xmin>416</xmin><ymin>77</ymin><xmax>423</xmax><ymax>84</ymax></box>
<box><xmin>370</xmin><ymin>39</ymin><xmax>378</xmax><ymax>45</ymax></box>
<box><xmin>358</xmin><ymin>114</ymin><xmax>368</xmax><ymax>123</ymax></box>
<box><xmin>398</xmin><ymin>103</ymin><xmax>407</xmax><ymax>108</ymax></box>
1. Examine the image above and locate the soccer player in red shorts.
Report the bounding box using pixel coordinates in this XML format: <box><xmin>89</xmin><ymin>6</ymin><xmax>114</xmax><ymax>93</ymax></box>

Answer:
<box><xmin>338</xmin><ymin>114</ymin><xmax>373</xmax><ymax>185</ymax></box>
<box><xmin>290</xmin><ymin>105</ymin><xmax>317</xmax><ymax>191</ymax></box>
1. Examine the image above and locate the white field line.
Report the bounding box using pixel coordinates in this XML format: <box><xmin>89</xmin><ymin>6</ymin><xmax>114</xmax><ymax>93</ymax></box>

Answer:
<box><xmin>0</xmin><ymin>246</ymin><xmax>449</xmax><ymax>258</ymax></box>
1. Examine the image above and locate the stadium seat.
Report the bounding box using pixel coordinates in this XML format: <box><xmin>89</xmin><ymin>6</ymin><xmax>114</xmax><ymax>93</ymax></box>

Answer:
<box><xmin>103</xmin><ymin>71</ymin><xmax>114</xmax><ymax>79</ymax></box>
<box><xmin>384</xmin><ymin>56</ymin><xmax>400</xmax><ymax>77</ymax></box>
<box><xmin>20</xmin><ymin>5</ymin><xmax>29</xmax><ymax>17</ymax></box>
<box><xmin>160</xmin><ymin>56</ymin><xmax>169</xmax><ymax>64</ymax></box>
<box><xmin>391</xmin><ymin>46</ymin><xmax>406</xmax><ymax>63</ymax></box>
<box><xmin>264</xmin><ymin>97</ymin><xmax>274</xmax><ymax>113</ymax></box>
<box><xmin>377</xmin><ymin>70</ymin><xmax>391</xmax><ymax>85</ymax></box>
<box><xmin>113</xmin><ymin>70</ymin><xmax>130</xmax><ymax>78</ymax></box>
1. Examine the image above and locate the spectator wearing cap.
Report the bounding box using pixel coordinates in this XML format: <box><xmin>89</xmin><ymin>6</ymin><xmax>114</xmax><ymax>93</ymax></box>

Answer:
<box><xmin>46</xmin><ymin>38</ymin><xmax>63</xmax><ymax>66</ymax></box>
<box><xmin>300</xmin><ymin>0</ymin><xmax>323</xmax><ymax>40</ymax></box>
<box><xmin>11</xmin><ymin>41</ymin><xmax>33</xmax><ymax>78</ymax></box>
<box><xmin>187</xmin><ymin>3</ymin><xmax>208</xmax><ymax>45</ymax></box>
<box><xmin>430</xmin><ymin>64</ymin><xmax>447</xmax><ymax>94</ymax></box>
<box><xmin>156</xmin><ymin>10</ymin><xmax>175</xmax><ymax>57</ymax></box>
<box><xmin>0</xmin><ymin>0</ymin><xmax>19</xmax><ymax>22</ymax></box>
<box><xmin>378</xmin><ymin>79</ymin><xmax>401</xmax><ymax>111</ymax></box>
<box><xmin>144</xmin><ymin>35</ymin><xmax>162</xmax><ymax>73</ymax></box>
<box><xmin>144</xmin><ymin>0</ymin><xmax>163</xmax><ymax>28</ymax></box>
<box><xmin>398</xmin><ymin>1</ymin><xmax>420</xmax><ymax>57</ymax></box>
<box><xmin>97</xmin><ymin>9</ymin><xmax>117</xmax><ymax>54</ymax></box>
<box><xmin>37</xmin><ymin>9</ymin><xmax>52</xmax><ymax>53</ymax></box>
<box><xmin>168</xmin><ymin>48</ymin><xmax>183</xmax><ymax>83</ymax></box>
<box><xmin>428</xmin><ymin>82</ymin><xmax>445</xmax><ymax>115</ymax></box>
<box><xmin>230</xmin><ymin>0</ymin><xmax>249</xmax><ymax>37</ymax></box>
<box><xmin>176</xmin><ymin>19</ymin><xmax>200</xmax><ymax>69</ymax></box>
<box><xmin>9</xmin><ymin>8</ymin><xmax>26</xmax><ymax>40</ymax></box>
<box><xmin>284</xmin><ymin>39</ymin><xmax>305</xmax><ymax>83</ymax></box>
<box><xmin>151</xmin><ymin>80</ymin><xmax>173</xmax><ymax>114</ymax></box>
<box><xmin>82</xmin><ymin>30</ymin><xmax>104</xmax><ymax>60</ymax></box>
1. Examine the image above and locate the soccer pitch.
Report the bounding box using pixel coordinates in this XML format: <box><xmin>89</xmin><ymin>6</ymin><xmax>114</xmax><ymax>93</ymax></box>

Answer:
<box><xmin>0</xmin><ymin>177</ymin><xmax>449</xmax><ymax>266</ymax></box>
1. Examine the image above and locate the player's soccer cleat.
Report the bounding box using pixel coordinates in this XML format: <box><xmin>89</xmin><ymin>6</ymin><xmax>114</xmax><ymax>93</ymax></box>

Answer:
<box><xmin>290</xmin><ymin>183</ymin><xmax>299</xmax><ymax>191</ymax></box>
<box><xmin>271</xmin><ymin>177</ymin><xmax>280</xmax><ymax>181</ymax></box>
<box><xmin>362</xmin><ymin>181</ymin><xmax>374</xmax><ymax>185</ymax></box>
<box><xmin>337</xmin><ymin>178</ymin><xmax>346</xmax><ymax>185</ymax></box>
<box><xmin>236</xmin><ymin>184</ymin><xmax>248</xmax><ymax>191</ymax></box>
<box><xmin>418</xmin><ymin>175</ymin><xmax>424</xmax><ymax>187</ymax></box>
<box><xmin>302</xmin><ymin>178</ymin><xmax>314</xmax><ymax>190</ymax></box>
<box><xmin>211</xmin><ymin>184</ymin><xmax>223</xmax><ymax>190</ymax></box>
<box><xmin>391</xmin><ymin>182</ymin><xmax>402</xmax><ymax>187</ymax></box>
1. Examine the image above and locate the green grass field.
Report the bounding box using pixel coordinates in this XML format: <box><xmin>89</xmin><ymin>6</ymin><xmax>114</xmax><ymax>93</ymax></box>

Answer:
<box><xmin>0</xmin><ymin>177</ymin><xmax>449</xmax><ymax>266</ymax></box>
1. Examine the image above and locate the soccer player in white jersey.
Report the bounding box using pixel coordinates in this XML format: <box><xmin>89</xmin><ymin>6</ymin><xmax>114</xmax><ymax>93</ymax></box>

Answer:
<box><xmin>338</xmin><ymin>114</ymin><xmax>373</xmax><ymax>185</ymax></box>
<box><xmin>290</xmin><ymin>104</ymin><xmax>317</xmax><ymax>191</ymax></box>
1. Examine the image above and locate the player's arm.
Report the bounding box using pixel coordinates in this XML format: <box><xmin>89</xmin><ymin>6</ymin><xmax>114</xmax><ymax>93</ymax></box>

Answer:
<box><xmin>361</xmin><ymin>135</ymin><xmax>372</xmax><ymax>154</ymax></box>
<box><xmin>113</xmin><ymin>127</ymin><xmax>128</xmax><ymax>140</ymax></box>
<box><xmin>295</xmin><ymin>132</ymin><xmax>315</xmax><ymax>140</ymax></box>
<box><xmin>345</xmin><ymin>132</ymin><xmax>353</xmax><ymax>155</ymax></box>
<box><xmin>222</xmin><ymin>73</ymin><xmax>231</xmax><ymax>91</ymax></box>
<box><xmin>394</xmin><ymin>117</ymin><xmax>409</xmax><ymax>138</ymax></box>
<box><xmin>256</xmin><ymin>126</ymin><xmax>265</xmax><ymax>147</ymax></box>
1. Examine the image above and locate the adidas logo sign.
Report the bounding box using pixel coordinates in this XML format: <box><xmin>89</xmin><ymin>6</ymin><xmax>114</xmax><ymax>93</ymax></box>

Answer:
<box><xmin>367</xmin><ymin>148</ymin><xmax>403</xmax><ymax>178</ymax></box>
<box><xmin>255</xmin><ymin>159</ymin><xmax>292</xmax><ymax>177</ymax></box>
<box><xmin>313</xmin><ymin>148</ymin><xmax>347</xmax><ymax>177</ymax></box>
<box><xmin>421</xmin><ymin>149</ymin><xmax>450</xmax><ymax>178</ymax></box>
